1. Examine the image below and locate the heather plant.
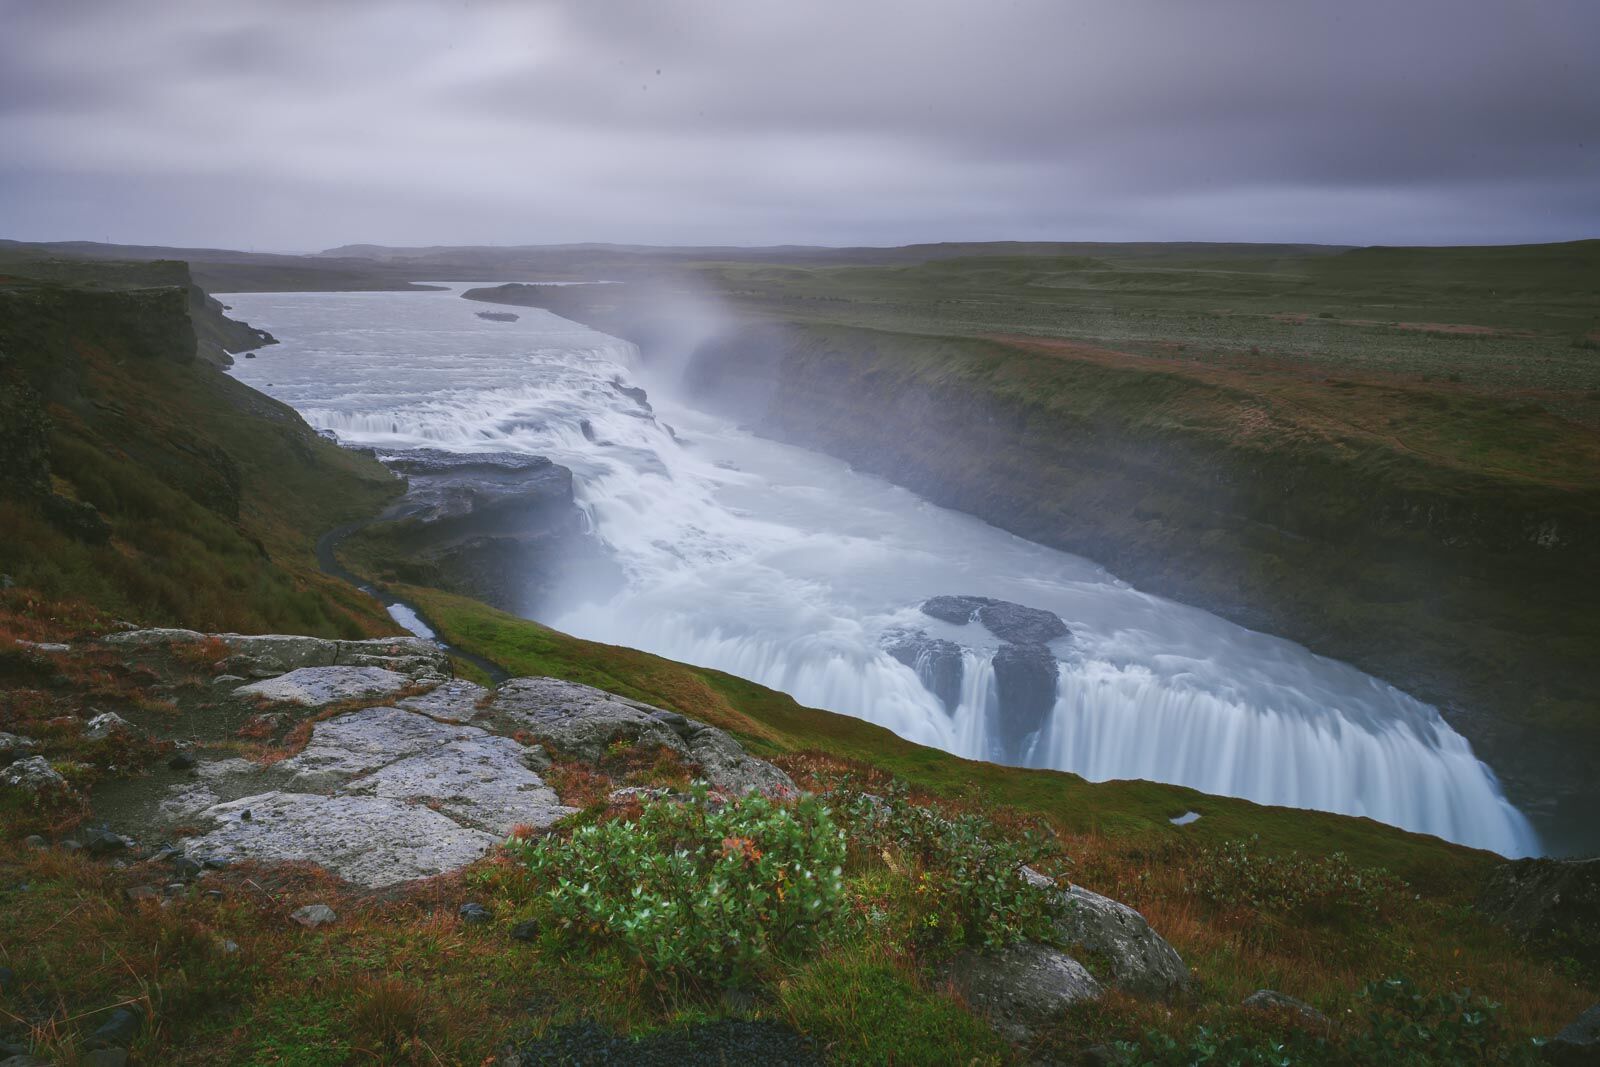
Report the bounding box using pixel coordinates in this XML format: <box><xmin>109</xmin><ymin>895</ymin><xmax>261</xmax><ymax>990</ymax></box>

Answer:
<box><xmin>1187</xmin><ymin>835</ymin><xmax>1406</xmax><ymax>923</ymax></box>
<box><xmin>828</xmin><ymin>779</ymin><xmax>1060</xmax><ymax>952</ymax></box>
<box><xmin>1113</xmin><ymin>976</ymin><xmax>1534</xmax><ymax>1066</ymax></box>
<box><xmin>514</xmin><ymin>786</ymin><xmax>845</xmax><ymax>982</ymax></box>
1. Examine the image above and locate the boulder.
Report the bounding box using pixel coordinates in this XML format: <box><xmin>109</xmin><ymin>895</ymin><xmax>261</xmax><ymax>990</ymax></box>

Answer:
<box><xmin>1543</xmin><ymin>1004</ymin><xmax>1600</xmax><ymax>1066</ymax></box>
<box><xmin>1</xmin><ymin>755</ymin><xmax>68</xmax><ymax>795</ymax></box>
<box><xmin>233</xmin><ymin>666</ymin><xmax>417</xmax><ymax>708</ymax></box>
<box><xmin>188</xmin><ymin>792</ymin><xmax>498</xmax><ymax>889</ymax></box>
<box><xmin>884</xmin><ymin>631</ymin><xmax>965</xmax><ymax>714</ymax></box>
<box><xmin>84</xmin><ymin>711</ymin><xmax>134</xmax><ymax>740</ymax></box>
<box><xmin>945</xmin><ymin>941</ymin><xmax>1102</xmax><ymax>1043</ymax></box>
<box><xmin>291</xmin><ymin>903</ymin><xmax>338</xmax><ymax>928</ymax></box>
<box><xmin>1479</xmin><ymin>857</ymin><xmax>1600</xmax><ymax>971</ymax></box>
<box><xmin>1242</xmin><ymin>989</ymin><xmax>1331</xmax><ymax>1029</ymax></box>
<box><xmin>0</xmin><ymin>732</ymin><xmax>38</xmax><ymax>762</ymax></box>
<box><xmin>1053</xmin><ymin>884</ymin><xmax>1189</xmax><ymax>1000</ymax></box>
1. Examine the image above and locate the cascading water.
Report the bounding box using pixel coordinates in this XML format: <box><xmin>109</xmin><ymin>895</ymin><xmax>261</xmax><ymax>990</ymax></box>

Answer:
<box><xmin>223</xmin><ymin>285</ymin><xmax>1540</xmax><ymax>857</ymax></box>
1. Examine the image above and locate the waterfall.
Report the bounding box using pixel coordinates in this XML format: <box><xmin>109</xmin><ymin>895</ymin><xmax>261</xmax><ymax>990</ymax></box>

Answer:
<box><xmin>220</xmin><ymin>284</ymin><xmax>1541</xmax><ymax>857</ymax></box>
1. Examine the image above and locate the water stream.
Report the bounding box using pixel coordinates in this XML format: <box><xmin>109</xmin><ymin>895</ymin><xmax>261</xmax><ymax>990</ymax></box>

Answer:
<box><xmin>223</xmin><ymin>285</ymin><xmax>1539</xmax><ymax>856</ymax></box>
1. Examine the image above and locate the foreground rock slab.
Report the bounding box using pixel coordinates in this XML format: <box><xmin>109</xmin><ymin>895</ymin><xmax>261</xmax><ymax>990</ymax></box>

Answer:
<box><xmin>187</xmin><ymin>792</ymin><xmax>498</xmax><ymax>888</ymax></box>
<box><xmin>488</xmin><ymin>677</ymin><xmax>795</xmax><ymax>796</ymax></box>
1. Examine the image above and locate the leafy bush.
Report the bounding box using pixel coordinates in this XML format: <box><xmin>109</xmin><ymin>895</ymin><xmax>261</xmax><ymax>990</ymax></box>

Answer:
<box><xmin>829</xmin><ymin>780</ymin><xmax>1059</xmax><ymax>952</ymax></box>
<box><xmin>1113</xmin><ymin>976</ymin><xmax>1535</xmax><ymax>1066</ymax></box>
<box><xmin>1187</xmin><ymin>835</ymin><xmax>1405</xmax><ymax>923</ymax></box>
<box><xmin>514</xmin><ymin>787</ymin><xmax>845</xmax><ymax>982</ymax></box>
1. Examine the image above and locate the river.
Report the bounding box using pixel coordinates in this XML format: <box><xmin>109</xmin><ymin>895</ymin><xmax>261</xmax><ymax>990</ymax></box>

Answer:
<box><xmin>222</xmin><ymin>284</ymin><xmax>1538</xmax><ymax>856</ymax></box>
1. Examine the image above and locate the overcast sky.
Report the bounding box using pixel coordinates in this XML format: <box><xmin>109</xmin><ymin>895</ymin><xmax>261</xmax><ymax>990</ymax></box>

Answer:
<box><xmin>2</xmin><ymin>0</ymin><xmax>1596</xmax><ymax>250</ymax></box>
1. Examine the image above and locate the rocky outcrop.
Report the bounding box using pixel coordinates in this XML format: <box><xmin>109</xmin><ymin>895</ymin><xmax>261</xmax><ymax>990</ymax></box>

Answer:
<box><xmin>351</xmin><ymin>449</ymin><xmax>599</xmax><ymax>612</ymax></box>
<box><xmin>1479</xmin><ymin>857</ymin><xmax>1600</xmax><ymax>970</ymax></box>
<box><xmin>883</xmin><ymin>631</ymin><xmax>965</xmax><ymax>714</ymax></box>
<box><xmin>234</xmin><ymin>666</ymin><xmax>415</xmax><ymax>707</ymax></box>
<box><xmin>487</xmin><ymin>678</ymin><xmax>795</xmax><ymax>796</ymax></box>
<box><xmin>1053</xmin><ymin>884</ymin><xmax>1190</xmax><ymax>1000</ymax></box>
<box><xmin>922</xmin><ymin>596</ymin><xmax>1069</xmax><ymax>645</ymax></box>
<box><xmin>1</xmin><ymin>755</ymin><xmax>69</xmax><ymax>795</ymax></box>
<box><xmin>944</xmin><ymin>941</ymin><xmax>1102</xmax><ymax>1043</ymax></box>
<box><xmin>100</xmin><ymin>630</ymin><xmax>450</xmax><ymax>680</ymax></box>
<box><xmin>912</xmin><ymin>595</ymin><xmax>1069</xmax><ymax>759</ymax></box>
<box><xmin>189</xmin><ymin>792</ymin><xmax>500</xmax><ymax>888</ymax></box>
<box><xmin>991</xmin><ymin>643</ymin><xmax>1059</xmax><ymax>756</ymax></box>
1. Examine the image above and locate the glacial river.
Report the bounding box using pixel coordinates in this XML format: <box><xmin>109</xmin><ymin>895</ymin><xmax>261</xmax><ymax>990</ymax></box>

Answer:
<box><xmin>223</xmin><ymin>285</ymin><xmax>1539</xmax><ymax>856</ymax></box>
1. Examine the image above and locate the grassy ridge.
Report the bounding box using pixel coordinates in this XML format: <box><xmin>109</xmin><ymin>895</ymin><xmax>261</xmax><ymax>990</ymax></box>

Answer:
<box><xmin>0</xmin><ymin>273</ymin><xmax>401</xmax><ymax>637</ymax></box>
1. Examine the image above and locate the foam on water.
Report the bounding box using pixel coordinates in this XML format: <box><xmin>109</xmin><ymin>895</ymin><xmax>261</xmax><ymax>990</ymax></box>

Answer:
<box><xmin>223</xmin><ymin>285</ymin><xmax>1540</xmax><ymax>856</ymax></box>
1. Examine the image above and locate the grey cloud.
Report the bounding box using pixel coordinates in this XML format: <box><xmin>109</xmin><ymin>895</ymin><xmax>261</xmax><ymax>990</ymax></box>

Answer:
<box><xmin>0</xmin><ymin>0</ymin><xmax>1594</xmax><ymax>248</ymax></box>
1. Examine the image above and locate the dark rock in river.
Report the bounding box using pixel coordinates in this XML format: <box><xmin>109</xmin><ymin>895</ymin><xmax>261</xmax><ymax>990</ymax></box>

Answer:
<box><xmin>920</xmin><ymin>594</ymin><xmax>1069</xmax><ymax>645</ymax></box>
<box><xmin>920</xmin><ymin>594</ymin><xmax>991</xmax><ymax>626</ymax></box>
<box><xmin>362</xmin><ymin>449</ymin><xmax>616</xmax><ymax>612</ymax></box>
<box><xmin>1479</xmin><ymin>856</ymin><xmax>1600</xmax><ymax>971</ymax></box>
<box><xmin>475</xmin><ymin>311</ymin><xmax>519</xmax><ymax>322</ymax></box>
<box><xmin>991</xmin><ymin>642</ymin><xmax>1059</xmax><ymax>757</ymax></box>
<box><xmin>883</xmin><ymin>630</ymin><xmax>965</xmax><ymax>714</ymax></box>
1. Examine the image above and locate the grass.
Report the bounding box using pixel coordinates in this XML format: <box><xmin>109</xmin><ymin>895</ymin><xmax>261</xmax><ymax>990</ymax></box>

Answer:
<box><xmin>0</xmin><ymin>277</ymin><xmax>402</xmax><ymax>637</ymax></box>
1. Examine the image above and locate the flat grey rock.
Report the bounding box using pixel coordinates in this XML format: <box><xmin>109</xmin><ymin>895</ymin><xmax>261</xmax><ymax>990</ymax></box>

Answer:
<box><xmin>0</xmin><ymin>732</ymin><xmax>38</xmax><ymax>758</ymax></box>
<box><xmin>1054</xmin><ymin>884</ymin><xmax>1189</xmax><ymax>1000</ymax></box>
<box><xmin>487</xmin><ymin>677</ymin><xmax>795</xmax><ymax>795</ymax></box>
<box><xmin>344</xmin><ymin>733</ymin><xmax>574</xmax><ymax>835</ymax></box>
<box><xmin>396</xmin><ymin>679</ymin><xmax>490</xmax><ymax>722</ymax></box>
<box><xmin>275</xmin><ymin>705</ymin><xmax>476</xmax><ymax>790</ymax></box>
<box><xmin>187</xmin><ymin>791</ymin><xmax>498</xmax><ymax>888</ymax></box>
<box><xmin>945</xmin><ymin>941</ymin><xmax>1102</xmax><ymax>1043</ymax></box>
<box><xmin>233</xmin><ymin>666</ymin><xmax>417</xmax><ymax>708</ymax></box>
<box><xmin>488</xmin><ymin>677</ymin><xmax>686</xmax><ymax>762</ymax></box>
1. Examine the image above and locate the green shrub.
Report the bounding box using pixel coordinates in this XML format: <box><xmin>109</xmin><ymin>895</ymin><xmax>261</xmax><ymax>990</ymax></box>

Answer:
<box><xmin>515</xmin><ymin>787</ymin><xmax>845</xmax><ymax>982</ymax></box>
<box><xmin>1112</xmin><ymin>976</ymin><xmax>1535</xmax><ymax>1066</ymax></box>
<box><xmin>1187</xmin><ymin>835</ymin><xmax>1405</xmax><ymax>924</ymax></box>
<box><xmin>829</xmin><ymin>781</ymin><xmax>1059</xmax><ymax>952</ymax></box>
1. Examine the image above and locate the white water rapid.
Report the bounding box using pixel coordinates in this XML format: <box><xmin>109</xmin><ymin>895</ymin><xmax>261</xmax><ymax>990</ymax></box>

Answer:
<box><xmin>223</xmin><ymin>285</ymin><xmax>1539</xmax><ymax>857</ymax></box>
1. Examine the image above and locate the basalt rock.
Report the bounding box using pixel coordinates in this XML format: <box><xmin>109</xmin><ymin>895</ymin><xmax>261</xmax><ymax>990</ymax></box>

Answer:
<box><xmin>920</xmin><ymin>595</ymin><xmax>1069</xmax><ymax>646</ymax></box>
<box><xmin>360</xmin><ymin>448</ymin><xmax>597</xmax><ymax>611</ymax></box>
<box><xmin>991</xmin><ymin>642</ymin><xmax>1059</xmax><ymax>758</ymax></box>
<box><xmin>883</xmin><ymin>630</ymin><xmax>965</xmax><ymax>714</ymax></box>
